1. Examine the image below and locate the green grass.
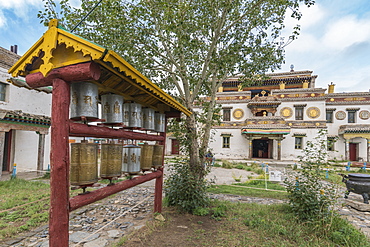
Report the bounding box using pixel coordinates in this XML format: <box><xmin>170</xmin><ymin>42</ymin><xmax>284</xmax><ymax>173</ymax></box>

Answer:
<box><xmin>235</xmin><ymin>179</ymin><xmax>286</xmax><ymax>191</ymax></box>
<box><xmin>223</xmin><ymin>201</ymin><xmax>370</xmax><ymax>247</ymax></box>
<box><xmin>207</xmin><ymin>184</ymin><xmax>288</xmax><ymax>200</ymax></box>
<box><xmin>0</xmin><ymin>179</ymin><xmax>50</xmax><ymax>240</ymax></box>
<box><xmin>120</xmin><ymin>199</ymin><xmax>370</xmax><ymax>247</ymax></box>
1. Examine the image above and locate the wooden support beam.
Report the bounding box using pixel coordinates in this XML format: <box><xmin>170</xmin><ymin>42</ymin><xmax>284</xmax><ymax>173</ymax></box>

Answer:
<box><xmin>26</xmin><ymin>62</ymin><xmax>101</xmax><ymax>88</ymax></box>
<box><xmin>49</xmin><ymin>78</ymin><xmax>70</xmax><ymax>247</ymax></box>
<box><xmin>69</xmin><ymin>122</ymin><xmax>164</xmax><ymax>141</ymax></box>
<box><xmin>69</xmin><ymin>170</ymin><xmax>162</xmax><ymax>211</ymax></box>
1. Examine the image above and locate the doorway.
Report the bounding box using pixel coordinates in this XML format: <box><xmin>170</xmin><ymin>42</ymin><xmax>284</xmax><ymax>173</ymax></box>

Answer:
<box><xmin>252</xmin><ymin>139</ymin><xmax>272</xmax><ymax>158</ymax></box>
<box><xmin>2</xmin><ymin>130</ymin><xmax>12</xmax><ymax>172</ymax></box>
<box><xmin>171</xmin><ymin>139</ymin><xmax>180</xmax><ymax>155</ymax></box>
<box><xmin>349</xmin><ymin>143</ymin><xmax>358</xmax><ymax>161</ymax></box>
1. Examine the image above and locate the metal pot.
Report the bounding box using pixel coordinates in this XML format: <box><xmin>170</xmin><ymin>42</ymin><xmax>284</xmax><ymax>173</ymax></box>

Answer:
<box><xmin>341</xmin><ymin>173</ymin><xmax>370</xmax><ymax>204</ymax></box>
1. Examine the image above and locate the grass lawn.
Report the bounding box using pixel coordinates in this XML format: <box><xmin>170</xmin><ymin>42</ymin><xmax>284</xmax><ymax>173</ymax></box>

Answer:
<box><xmin>0</xmin><ymin>178</ymin><xmax>50</xmax><ymax>240</ymax></box>
<box><xmin>121</xmin><ymin>200</ymin><xmax>370</xmax><ymax>247</ymax></box>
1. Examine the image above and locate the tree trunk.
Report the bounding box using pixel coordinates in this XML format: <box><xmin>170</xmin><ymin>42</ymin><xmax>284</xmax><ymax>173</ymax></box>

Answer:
<box><xmin>185</xmin><ymin>113</ymin><xmax>205</xmax><ymax>178</ymax></box>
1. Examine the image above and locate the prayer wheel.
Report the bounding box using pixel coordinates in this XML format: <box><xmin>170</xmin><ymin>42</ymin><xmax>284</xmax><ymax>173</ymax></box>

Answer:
<box><xmin>70</xmin><ymin>142</ymin><xmax>98</xmax><ymax>186</ymax></box>
<box><xmin>128</xmin><ymin>103</ymin><xmax>142</xmax><ymax>128</ymax></box>
<box><xmin>154</xmin><ymin>113</ymin><xmax>165</xmax><ymax>132</ymax></box>
<box><xmin>142</xmin><ymin>108</ymin><xmax>155</xmax><ymax>131</ymax></box>
<box><xmin>101</xmin><ymin>94</ymin><xmax>124</xmax><ymax>124</ymax></box>
<box><xmin>139</xmin><ymin>143</ymin><xmax>154</xmax><ymax>171</ymax></box>
<box><xmin>122</xmin><ymin>103</ymin><xmax>130</xmax><ymax>126</ymax></box>
<box><xmin>152</xmin><ymin>144</ymin><xmax>164</xmax><ymax>169</ymax></box>
<box><xmin>122</xmin><ymin>144</ymin><xmax>141</xmax><ymax>175</ymax></box>
<box><xmin>70</xmin><ymin>82</ymin><xmax>99</xmax><ymax>120</ymax></box>
<box><xmin>100</xmin><ymin>143</ymin><xmax>123</xmax><ymax>180</ymax></box>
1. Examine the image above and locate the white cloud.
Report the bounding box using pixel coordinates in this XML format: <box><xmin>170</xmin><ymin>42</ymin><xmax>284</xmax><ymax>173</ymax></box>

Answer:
<box><xmin>0</xmin><ymin>0</ymin><xmax>41</xmax><ymax>9</ymax></box>
<box><xmin>0</xmin><ymin>10</ymin><xmax>6</xmax><ymax>28</ymax></box>
<box><xmin>322</xmin><ymin>15</ymin><xmax>370</xmax><ymax>50</ymax></box>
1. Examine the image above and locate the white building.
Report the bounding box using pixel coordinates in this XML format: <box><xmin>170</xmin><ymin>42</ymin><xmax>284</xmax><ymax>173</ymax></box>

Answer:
<box><xmin>207</xmin><ymin>69</ymin><xmax>370</xmax><ymax>162</ymax></box>
<box><xmin>0</xmin><ymin>46</ymin><xmax>51</xmax><ymax>178</ymax></box>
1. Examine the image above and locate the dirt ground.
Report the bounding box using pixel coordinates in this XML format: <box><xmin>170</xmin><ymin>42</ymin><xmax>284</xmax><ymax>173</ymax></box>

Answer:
<box><xmin>123</xmin><ymin>208</ymin><xmax>227</xmax><ymax>247</ymax></box>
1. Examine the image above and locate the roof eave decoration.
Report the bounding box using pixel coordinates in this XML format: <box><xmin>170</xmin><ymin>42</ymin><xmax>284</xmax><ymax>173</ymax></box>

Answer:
<box><xmin>8</xmin><ymin>19</ymin><xmax>106</xmax><ymax>78</ymax></box>
<box><xmin>241</xmin><ymin>128</ymin><xmax>290</xmax><ymax>135</ymax></box>
<box><xmin>8</xmin><ymin>19</ymin><xmax>191</xmax><ymax>117</ymax></box>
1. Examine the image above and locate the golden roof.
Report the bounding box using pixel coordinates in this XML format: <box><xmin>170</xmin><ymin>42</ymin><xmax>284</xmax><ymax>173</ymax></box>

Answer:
<box><xmin>8</xmin><ymin>19</ymin><xmax>191</xmax><ymax>116</ymax></box>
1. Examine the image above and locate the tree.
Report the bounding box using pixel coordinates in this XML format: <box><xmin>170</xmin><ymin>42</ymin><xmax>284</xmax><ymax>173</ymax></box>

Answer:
<box><xmin>39</xmin><ymin>0</ymin><xmax>314</xmax><ymax>175</ymax></box>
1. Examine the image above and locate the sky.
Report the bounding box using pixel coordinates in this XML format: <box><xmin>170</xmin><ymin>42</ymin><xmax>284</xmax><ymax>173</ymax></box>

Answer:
<box><xmin>1</xmin><ymin>0</ymin><xmax>370</xmax><ymax>93</ymax></box>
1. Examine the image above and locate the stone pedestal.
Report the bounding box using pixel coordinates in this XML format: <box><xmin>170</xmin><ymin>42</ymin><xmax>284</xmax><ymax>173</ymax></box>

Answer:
<box><xmin>345</xmin><ymin>194</ymin><xmax>370</xmax><ymax>212</ymax></box>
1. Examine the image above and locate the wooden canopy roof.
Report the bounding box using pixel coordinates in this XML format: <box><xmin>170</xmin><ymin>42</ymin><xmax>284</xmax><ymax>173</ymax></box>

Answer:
<box><xmin>9</xmin><ymin>19</ymin><xmax>191</xmax><ymax>117</ymax></box>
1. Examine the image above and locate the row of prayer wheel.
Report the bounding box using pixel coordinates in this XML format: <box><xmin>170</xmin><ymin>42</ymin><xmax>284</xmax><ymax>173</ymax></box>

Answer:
<box><xmin>70</xmin><ymin>82</ymin><xmax>165</xmax><ymax>132</ymax></box>
<box><xmin>70</xmin><ymin>142</ymin><xmax>164</xmax><ymax>186</ymax></box>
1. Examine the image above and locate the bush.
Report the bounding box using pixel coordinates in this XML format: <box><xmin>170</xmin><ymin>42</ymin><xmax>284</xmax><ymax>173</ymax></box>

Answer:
<box><xmin>164</xmin><ymin>159</ymin><xmax>210</xmax><ymax>213</ymax></box>
<box><xmin>285</xmin><ymin>129</ymin><xmax>339</xmax><ymax>222</ymax></box>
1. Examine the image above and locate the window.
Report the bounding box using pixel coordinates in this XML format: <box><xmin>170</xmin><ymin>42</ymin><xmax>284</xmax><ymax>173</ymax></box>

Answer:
<box><xmin>222</xmin><ymin>136</ymin><xmax>230</xmax><ymax>148</ymax></box>
<box><xmin>346</xmin><ymin>108</ymin><xmax>359</xmax><ymax>123</ymax></box>
<box><xmin>326</xmin><ymin>111</ymin><xmax>333</xmax><ymax>123</ymax></box>
<box><xmin>327</xmin><ymin>138</ymin><xmax>335</xmax><ymax>151</ymax></box>
<box><xmin>295</xmin><ymin>137</ymin><xmax>303</xmax><ymax>149</ymax></box>
<box><xmin>348</xmin><ymin>111</ymin><xmax>356</xmax><ymax>123</ymax></box>
<box><xmin>223</xmin><ymin>108</ymin><xmax>231</xmax><ymax>121</ymax></box>
<box><xmin>0</xmin><ymin>82</ymin><xmax>7</xmax><ymax>101</ymax></box>
<box><xmin>295</xmin><ymin>108</ymin><xmax>303</xmax><ymax>120</ymax></box>
<box><xmin>294</xmin><ymin>104</ymin><xmax>306</xmax><ymax>120</ymax></box>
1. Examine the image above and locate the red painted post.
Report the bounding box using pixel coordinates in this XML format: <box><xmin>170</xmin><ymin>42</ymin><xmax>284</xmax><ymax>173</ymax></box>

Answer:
<box><xmin>49</xmin><ymin>78</ymin><xmax>70</xmax><ymax>247</ymax></box>
<box><xmin>154</xmin><ymin>119</ymin><xmax>167</xmax><ymax>213</ymax></box>
<box><xmin>69</xmin><ymin>170</ymin><xmax>162</xmax><ymax>211</ymax></box>
<box><xmin>69</xmin><ymin>122</ymin><xmax>164</xmax><ymax>141</ymax></box>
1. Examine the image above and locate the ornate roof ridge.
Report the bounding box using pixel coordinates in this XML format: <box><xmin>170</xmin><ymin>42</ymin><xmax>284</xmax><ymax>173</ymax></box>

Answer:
<box><xmin>272</xmin><ymin>88</ymin><xmax>326</xmax><ymax>93</ymax></box>
<box><xmin>326</xmin><ymin>92</ymin><xmax>370</xmax><ymax>97</ymax></box>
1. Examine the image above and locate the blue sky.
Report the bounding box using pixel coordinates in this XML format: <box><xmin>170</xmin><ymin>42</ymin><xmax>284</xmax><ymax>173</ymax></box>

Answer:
<box><xmin>1</xmin><ymin>0</ymin><xmax>370</xmax><ymax>93</ymax></box>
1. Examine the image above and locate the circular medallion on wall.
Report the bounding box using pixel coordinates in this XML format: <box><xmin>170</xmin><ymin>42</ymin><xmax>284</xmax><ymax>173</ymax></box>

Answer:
<box><xmin>335</xmin><ymin>111</ymin><xmax>346</xmax><ymax>120</ymax></box>
<box><xmin>307</xmin><ymin>107</ymin><xmax>320</xmax><ymax>119</ymax></box>
<box><xmin>359</xmin><ymin>110</ymin><xmax>370</xmax><ymax>120</ymax></box>
<box><xmin>280</xmin><ymin>107</ymin><xmax>293</xmax><ymax>118</ymax></box>
<box><xmin>233</xmin><ymin>109</ymin><xmax>244</xmax><ymax>120</ymax></box>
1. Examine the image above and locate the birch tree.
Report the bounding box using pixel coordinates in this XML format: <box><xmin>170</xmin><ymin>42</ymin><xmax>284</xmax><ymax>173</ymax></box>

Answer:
<box><xmin>39</xmin><ymin>0</ymin><xmax>314</xmax><ymax>177</ymax></box>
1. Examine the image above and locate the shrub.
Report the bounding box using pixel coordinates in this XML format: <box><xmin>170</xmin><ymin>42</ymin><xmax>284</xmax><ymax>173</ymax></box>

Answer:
<box><xmin>285</xmin><ymin>129</ymin><xmax>339</xmax><ymax>222</ymax></box>
<box><xmin>164</xmin><ymin>159</ymin><xmax>210</xmax><ymax>213</ymax></box>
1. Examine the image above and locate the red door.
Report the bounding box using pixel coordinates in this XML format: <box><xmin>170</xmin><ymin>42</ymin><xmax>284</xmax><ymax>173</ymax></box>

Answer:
<box><xmin>171</xmin><ymin>139</ymin><xmax>180</xmax><ymax>155</ymax></box>
<box><xmin>349</xmin><ymin>143</ymin><xmax>358</xmax><ymax>161</ymax></box>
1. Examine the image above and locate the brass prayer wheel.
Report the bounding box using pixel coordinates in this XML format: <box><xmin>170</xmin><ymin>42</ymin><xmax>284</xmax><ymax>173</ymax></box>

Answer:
<box><xmin>139</xmin><ymin>143</ymin><xmax>154</xmax><ymax>171</ymax></box>
<box><xmin>70</xmin><ymin>142</ymin><xmax>98</xmax><ymax>186</ymax></box>
<box><xmin>142</xmin><ymin>108</ymin><xmax>155</xmax><ymax>131</ymax></box>
<box><xmin>128</xmin><ymin>102</ymin><xmax>142</xmax><ymax>128</ymax></box>
<box><xmin>100</xmin><ymin>143</ymin><xmax>123</xmax><ymax>179</ymax></box>
<box><xmin>152</xmin><ymin>144</ymin><xmax>164</xmax><ymax>168</ymax></box>
<box><xmin>101</xmin><ymin>94</ymin><xmax>124</xmax><ymax>124</ymax></box>
<box><xmin>154</xmin><ymin>113</ymin><xmax>165</xmax><ymax>132</ymax></box>
<box><xmin>70</xmin><ymin>82</ymin><xmax>99</xmax><ymax>120</ymax></box>
<box><xmin>122</xmin><ymin>144</ymin><xmax>141</xmax><ymax>175</ymax></box>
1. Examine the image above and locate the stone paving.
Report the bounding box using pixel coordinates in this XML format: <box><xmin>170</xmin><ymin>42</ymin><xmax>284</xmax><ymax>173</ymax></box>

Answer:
<box><xmin>2</xmin><ymin>166</ymin><xmax>370</xmax><ymax>246</ymax></box>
